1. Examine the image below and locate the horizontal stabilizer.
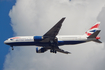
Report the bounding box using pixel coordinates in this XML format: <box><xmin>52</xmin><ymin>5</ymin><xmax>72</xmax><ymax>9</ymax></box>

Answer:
<box><xmin>88</xmin><ymin>30</ymin><xmax>101</xmax><ymax>38</ymax></box>
<box><xmin>93</xmin><ymin>40</ymin><xmax>102</xmax><ymax>43</ymax></box>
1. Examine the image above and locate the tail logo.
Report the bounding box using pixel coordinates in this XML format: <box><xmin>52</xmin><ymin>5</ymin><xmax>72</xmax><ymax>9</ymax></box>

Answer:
<box><xmin>85</xmin><ymin>22</ymin><xmax>100</xmax><ymax>36</ymax></box>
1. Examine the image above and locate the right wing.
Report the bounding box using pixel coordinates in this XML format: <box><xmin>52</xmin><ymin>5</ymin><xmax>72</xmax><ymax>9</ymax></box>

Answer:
<box><xmin>41</xmin><ymin>17</ymin><xmax>66</xmax><ymax>42</ymax></box>
<box><xmin>36</xmin><ymin>18</ymin><xmax>70</xmax><ymax>54</ymax></box>
<box><xmin>43</xmin><ymin>17</ymin><xmax>66</xmax><ymax>38</ymax></box>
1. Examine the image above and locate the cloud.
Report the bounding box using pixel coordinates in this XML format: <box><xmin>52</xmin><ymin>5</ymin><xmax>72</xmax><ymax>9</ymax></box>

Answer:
<box><xmin>97</xmin><ymin>7</ymin><xmax>105</xmax><ymax>42</ymax></box>
<box><xmin>3</xmin><ymin>0</ymin><xmax>105</xmax><ymax>70</ymax></box>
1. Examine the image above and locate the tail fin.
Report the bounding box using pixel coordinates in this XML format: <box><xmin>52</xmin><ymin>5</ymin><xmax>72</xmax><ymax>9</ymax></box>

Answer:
<box><xmin>88</xmin><ymin>30</ymin><xmax>100</xmax><ymax>38</ymax></box>
<box><xmin>85</xmin><ymin>22</ymin><xmax>100</xmax><ymax>37</ymax></box>
<box><xmin>87</xmin><ymin>29</ymin><xmax>102</xmax><ymax>43</ymax></box>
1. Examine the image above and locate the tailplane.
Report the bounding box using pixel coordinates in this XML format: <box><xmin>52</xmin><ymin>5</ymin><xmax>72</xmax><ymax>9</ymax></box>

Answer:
<box><xmin>84</xmin><ymin>22</ymin><xmax>102</xmax><ymax>43</ymax></box>
<box><xmin>85</xmin><ymin>22</ymin><xmax>100</xmax><ymax>37</ymax></box>
<box><xmin>93</xmin><ymin>40</ymin><xmax>102</xmax><ymax>43</ymax></box>
<box><xmin>88</xmin><ymin>30</ymin><xmax>100</xmax><ymax>38</ymax></box>
<box><xmin>88</xmin><ymin>30</ymin><xmax>102</xmax><ymax>43</ymax></box>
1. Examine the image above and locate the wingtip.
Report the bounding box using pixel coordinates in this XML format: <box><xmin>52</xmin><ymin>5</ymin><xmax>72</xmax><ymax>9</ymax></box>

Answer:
<box><xmin>68</xmin><ymin>52</ymin><xmax>71</xmax><ymax>54</ymax></box>
<box><xmin>67</xmin><ymin>52</ymin><xmax>71</xmax><ymax>54</ymax></box>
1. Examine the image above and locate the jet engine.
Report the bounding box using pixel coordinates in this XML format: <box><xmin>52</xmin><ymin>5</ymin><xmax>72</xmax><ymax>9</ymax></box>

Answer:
<box><xmin>36</xmin><ymin>47</ymin><xmax>47</xmax><ymax>53</ymax></box>
<box><xmin>34</xmin><ymin>36</ymin><xmax>43</xmax><ymax>41</ymax></box>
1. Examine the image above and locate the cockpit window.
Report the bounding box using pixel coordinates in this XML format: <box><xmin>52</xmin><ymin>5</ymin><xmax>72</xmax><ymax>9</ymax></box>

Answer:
<box><xmin>10</xmin><ymin>39</ymin><xmax>13</xmax><ymax>40</ymax></box>
<box><xmin>7</xmin><ymin>38</ymin><xmax>13</xmax><ymax>41</ymax></box>
<box><xmin>7</xmin><ymin>39</ymin><xmax>10</xmax><ymax>40</ymax></box>
<box><xmin>7</xmin><ymin>37</ymin><xmax>20</xmax><ymax>41</ymax></box>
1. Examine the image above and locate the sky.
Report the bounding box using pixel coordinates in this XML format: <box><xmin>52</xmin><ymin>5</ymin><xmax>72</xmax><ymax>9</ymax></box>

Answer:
<box><xmin>1</xmin><ymin>0</ymin><xmax>105</xmax><ymax>70</ymax></box>
<box><xmin>0</xmin><ymin>0</ymin><xmax>16</xmax><ymax>70</ymax></box>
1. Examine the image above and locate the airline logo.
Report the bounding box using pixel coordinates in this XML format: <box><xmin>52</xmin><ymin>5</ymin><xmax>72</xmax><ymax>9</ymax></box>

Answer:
<box><xmin>10</xmin><ymin>37</ymin><xmax>20</xmax><ymax>40</ymax></box>
<box><xmin>85</xmin><ymin>22</ymin><xmax>100</xmax><ymax>36</ymax></box>
<box><xmin>90</xmin><ymin>23</ymin><xmax>100</xmax><ymax>30</ymax></box>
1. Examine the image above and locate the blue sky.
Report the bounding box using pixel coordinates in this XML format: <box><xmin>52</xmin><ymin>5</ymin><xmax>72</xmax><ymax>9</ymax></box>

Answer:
<box><xmin>0</xmin><ymin>0</ymin><xmax>16</xmax><ymax>70</ymax></box>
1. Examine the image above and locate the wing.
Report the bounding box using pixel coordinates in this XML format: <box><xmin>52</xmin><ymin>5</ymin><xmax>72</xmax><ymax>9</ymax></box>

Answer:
<box><xmin>43</xmin><ymin>17</ymin><xmax>66</xmax><ymax>37</ymax></box>
<box><xmin>55</xmin><ymin>47</ymin><xmax>71</xmax><ymax>54</ymax></box>
<box><xmin>36</xmin><ymin>46</ymin><xmax>71</xmax><ymax>54</ymax></box>
<box><xmin>36</xmin><ymin>47</ymin><xmax>48</xmax><ymax>53</ymax></box>
<box><xmin>39</xmin><ymin>17</ymin><xmax>70</xmax><ymax>54</ymax></box>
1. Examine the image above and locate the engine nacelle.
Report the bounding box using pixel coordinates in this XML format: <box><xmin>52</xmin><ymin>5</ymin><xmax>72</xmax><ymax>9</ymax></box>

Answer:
<box><xmin>34</xmin><ymin>36</ymin><xmax>43</xmax><ymax>41</ymax></box>
<box><xmin>36</xmin><ymin>47</ymin><xmax>47</xmax><ymax>53</ymax></box>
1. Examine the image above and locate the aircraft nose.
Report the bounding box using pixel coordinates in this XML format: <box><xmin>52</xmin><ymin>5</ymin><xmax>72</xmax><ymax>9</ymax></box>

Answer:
<box><xmin>4</xmin><ymin>40</ymin><xmax>7</xmax><ymax>44</ymax></box>
<box><xmin>4</xmin><ymin>40</ymin><xmax>11</xmax><ymax>45</ymax></box>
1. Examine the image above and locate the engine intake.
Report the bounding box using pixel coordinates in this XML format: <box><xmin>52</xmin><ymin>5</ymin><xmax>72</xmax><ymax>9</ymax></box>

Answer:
<box><xmin>36</xmin><ymin>47</ymin><xmax>47</xmax><ymax>53</ymax></box>
<box><xmin>34</xmin><ymin>36</ymin><xmax>43</xmax><ymax>41</ymax></box>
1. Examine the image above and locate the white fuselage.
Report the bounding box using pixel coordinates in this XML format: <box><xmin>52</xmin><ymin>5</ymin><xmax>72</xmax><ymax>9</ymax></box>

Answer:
<box><xmin>4</xmin><ymin>35</ymin><xmax>92</xmax><ymax>47</ymax></box>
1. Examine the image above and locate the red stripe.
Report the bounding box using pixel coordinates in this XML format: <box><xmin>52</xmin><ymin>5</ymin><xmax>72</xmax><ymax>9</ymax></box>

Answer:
<box><xmin>85</xmin><ymin>32</ymin><xmax>92</xmax><ymax>36</ymax></box>
<box><xmin>90</xmin><ymin>24</ymin><xmax>99</xmax><ymax>29</ymax></box>
<box><xmin>11</xmin><ymin>37</ymin><xmax>20</xmax><ymax>39</ymax></box>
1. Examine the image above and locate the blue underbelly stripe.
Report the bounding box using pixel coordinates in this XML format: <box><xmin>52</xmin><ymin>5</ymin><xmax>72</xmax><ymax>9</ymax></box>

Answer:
<box><xmin>58</xmin><ymin>41</ymin><xmax>86</xmax><ymax>45</ymax></box>
<box><xmin>6</xmin><ymin>41</ymin><xmax>86</xmax><ymax>46</ymax></box>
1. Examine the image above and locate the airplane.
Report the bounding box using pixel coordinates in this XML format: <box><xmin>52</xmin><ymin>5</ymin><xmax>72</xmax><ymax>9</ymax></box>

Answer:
<box><xmin>4</xmin><ymin>17</ymin><xmax>102</xmax><ymax>54</ymax></box>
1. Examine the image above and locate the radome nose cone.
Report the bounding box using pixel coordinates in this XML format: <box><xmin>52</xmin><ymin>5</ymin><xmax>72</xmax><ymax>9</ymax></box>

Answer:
<box><xmin>4</xmin><ymin>40</ymin><xmax>7</xmax><ymax>44</ymax></box>
<box><xmin>4</xmin><ymin>40</ymin><xmax>10</xmax><ymax>45</ymax></box>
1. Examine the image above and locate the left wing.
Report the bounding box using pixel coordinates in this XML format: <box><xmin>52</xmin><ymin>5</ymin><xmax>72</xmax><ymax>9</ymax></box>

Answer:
<box><xmin>55</xmin><ymin>47</ymin><xmax>71</xmax><ymax>54</ymax></box>
<box><xmin>36</xmin><ymin>46</ymin><xmax>71</xmax><ymax>54</ymax></box>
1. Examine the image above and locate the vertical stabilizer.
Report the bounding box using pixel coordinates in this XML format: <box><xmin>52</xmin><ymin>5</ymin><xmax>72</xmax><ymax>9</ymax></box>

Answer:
<box><xmin>85</xmin><ymin>22</ymin><xmax>100</xmax><ymax>37</ymax></box>
<box><xmin>87</xmin><ymin>29</ymin><xmax>102</xmax><ymax>43</ymax></box>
